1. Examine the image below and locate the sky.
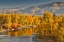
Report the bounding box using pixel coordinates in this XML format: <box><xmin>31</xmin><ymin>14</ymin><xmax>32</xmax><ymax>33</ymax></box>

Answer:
<box><xmin>0</xmin><ymin>0</ymin><xmax>64</xmax><ymax>9</ymax></box>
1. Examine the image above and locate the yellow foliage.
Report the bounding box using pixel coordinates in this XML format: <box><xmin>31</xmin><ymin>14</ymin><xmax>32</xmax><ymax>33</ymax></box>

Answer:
<box><xmin>44</xmin><ymin>11</ymin><xmax>52</xmax><ymax>18</ymax></box>
<box><xmin>0</xmin><ymin>11</ymin><xmax>64</xmax><ymax>42</ymax></box>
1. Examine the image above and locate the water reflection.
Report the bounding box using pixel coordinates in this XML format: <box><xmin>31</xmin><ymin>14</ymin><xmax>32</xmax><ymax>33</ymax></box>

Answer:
<box><xmin>0</xmin><ymin>35</ymin><xmax>33</xmax><ymax>42</ymax></box>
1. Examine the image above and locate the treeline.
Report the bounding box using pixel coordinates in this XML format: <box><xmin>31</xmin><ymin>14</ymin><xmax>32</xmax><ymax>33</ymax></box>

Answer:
<box><xmin>0</xmin><ymin>11</ymin><xmax>64</xmax><ymax>42</ymax></box>
<box><xmin>0</xmin><ymin>14</ymin><xmax>40</xmax><ymax>26</ymax></box>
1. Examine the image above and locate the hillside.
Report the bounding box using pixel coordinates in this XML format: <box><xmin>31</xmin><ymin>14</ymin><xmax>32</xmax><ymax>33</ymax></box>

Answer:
<box><xmin>0</xmin><ymin>2</ymin><xmax>64</xmax><ymax>14</ymax></box>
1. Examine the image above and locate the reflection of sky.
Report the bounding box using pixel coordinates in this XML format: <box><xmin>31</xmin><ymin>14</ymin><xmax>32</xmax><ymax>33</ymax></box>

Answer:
<box><xmin>0</xmin><ymin>36</ymin><xmax>32</xmax><ymax>42</ymax></box>
<box><xmin>0</xmin><ymin>0</ymin><xmax>64</xmax><ymax>9</ymax></box>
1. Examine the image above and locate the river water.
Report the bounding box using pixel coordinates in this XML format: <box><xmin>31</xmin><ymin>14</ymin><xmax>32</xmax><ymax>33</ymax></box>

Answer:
<box><xmin>0</xmin><ymin>35</ymin><xmax>34</xmax><ymax>42</ymax></box>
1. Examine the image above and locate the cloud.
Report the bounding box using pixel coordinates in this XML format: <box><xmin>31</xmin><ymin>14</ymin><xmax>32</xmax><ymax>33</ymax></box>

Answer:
<box><xmin>30</xmin><ymin>6</ymin><xmax>40</xmax><ymax>14</ymax></box>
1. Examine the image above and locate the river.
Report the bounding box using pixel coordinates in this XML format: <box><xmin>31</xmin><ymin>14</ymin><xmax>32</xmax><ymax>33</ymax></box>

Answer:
<box><xmin>0</xmin><ymin>35</ymin><xmax>35</xmax><ymax>42</ymax></box>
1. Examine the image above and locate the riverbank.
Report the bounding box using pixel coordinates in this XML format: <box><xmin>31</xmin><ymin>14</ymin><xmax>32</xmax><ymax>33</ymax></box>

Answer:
<box><xmin>33</xmin><ymin>35</ymin><xmax>60</xmax><ymax>42</ymax></box>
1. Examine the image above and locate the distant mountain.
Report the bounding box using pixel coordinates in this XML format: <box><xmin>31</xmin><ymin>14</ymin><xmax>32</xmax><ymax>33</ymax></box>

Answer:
<box><xmin>0</xmin><ymin>2</ymin><xmax>64</xmax><ymax>14</ymax></box>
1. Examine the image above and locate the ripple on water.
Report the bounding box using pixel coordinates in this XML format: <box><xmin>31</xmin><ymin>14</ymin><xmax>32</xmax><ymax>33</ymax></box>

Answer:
<box><xmin>0</xmin><ymin>35</ymin><xmax>32</xmax><ymax>42</ymax></box>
